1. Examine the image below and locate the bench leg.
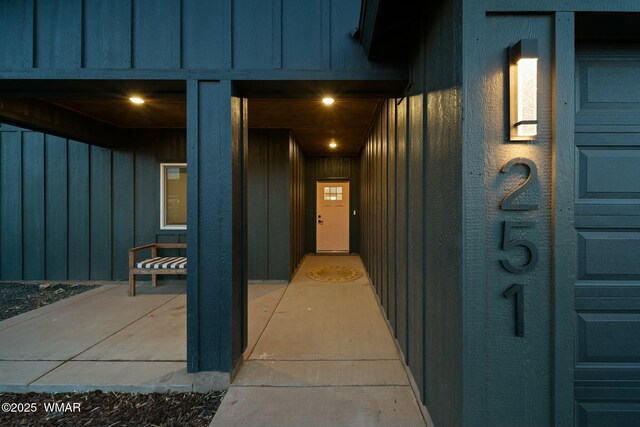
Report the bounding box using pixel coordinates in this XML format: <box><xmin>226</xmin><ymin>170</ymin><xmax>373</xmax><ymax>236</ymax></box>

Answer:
<box><xmin>152</xmin><ymin>273</ymin><xmax>157</xmax><ymax>287</ymax></box>
<box><xmin>129</xmin><ymin>272</ymin><xmax>136</xmax><ymax>297</ymax></box>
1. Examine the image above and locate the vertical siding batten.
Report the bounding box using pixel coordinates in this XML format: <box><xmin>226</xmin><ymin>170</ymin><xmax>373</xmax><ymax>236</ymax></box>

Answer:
<box><xmin>0</xmin><ymin>131</ymin><xmax>23</xmax><ymax>279</ymax></box>
<box><xmin>45</xmin><ymin>135</ymin><xmax>68</xmax><ymax>279</ymax></box>
<box><xmin>67</xmin><ymin>140</ymin><xmax>90</xmax><ymax>279</ymax></box>
<box><xmin>387</xmin><ymin>99</ymin><xmax>397</xmax><ymax>330</ymax></box>
<box><xmin>461</xmin><ymin>2</ymin><xmax>487</xmax><ymax>425</ymax></box>
<box><xmin>395</xmin><ymin>96</ymin><xmax>408</xmax><ymax>357</ymax></box>
<box><xmin>112</xmin><ymin>149</ymin><xmax>135</xmax><ymax>279</ymax></box>
<box><xmin>90</xmin><ymin>146</ymin><xmax>112</xmax><ymax>279</ymax></box>
<box><xmin>407</xmin><ymin>92</ymin><xmax>425</xmax><ymax>393</ymax></box>
<box><xmin>22</xmin><ymin>132</ymin><xmax>46</xmax><ymax>279</ymax></box>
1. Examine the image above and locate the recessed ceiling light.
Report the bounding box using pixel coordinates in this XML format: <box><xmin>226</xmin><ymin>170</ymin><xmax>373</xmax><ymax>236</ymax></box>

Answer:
<box><xmin>322</xmin><ymin>97</ymin><xmax>335</xmax><ymax>105</ymax></box>
<box><xmin>129</xmin><ymin>97</ymin><xmax>145</xmax><ymax>104</ymax></box>
<box><xmin>329</xmin><ymin>142</ymin><xmax>337</xmax><ymax>148</ymax></box>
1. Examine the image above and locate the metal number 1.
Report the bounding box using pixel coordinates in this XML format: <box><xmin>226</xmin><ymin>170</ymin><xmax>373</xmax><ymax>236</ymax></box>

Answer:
<box><xmin>503</xmin><ymin>284</ymin><xmax>524</xmax><ymax>337</ymax></box>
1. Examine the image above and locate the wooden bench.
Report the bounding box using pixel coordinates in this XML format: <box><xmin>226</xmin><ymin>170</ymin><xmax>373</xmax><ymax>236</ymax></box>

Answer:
<box><xmin>129</xmin><ymin>243</ymin><xmax>187</xmax><ymax>296</ymax></box>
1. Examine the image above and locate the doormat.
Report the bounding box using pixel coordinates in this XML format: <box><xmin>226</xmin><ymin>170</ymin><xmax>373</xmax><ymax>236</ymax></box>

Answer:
<box><xmin>305</xmin><ymin>266</ymin><xmax>364</xmax><ymax>283</ymax></box>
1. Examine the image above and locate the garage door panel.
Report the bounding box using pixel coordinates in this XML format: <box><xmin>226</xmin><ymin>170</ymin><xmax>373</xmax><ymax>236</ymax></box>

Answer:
<box><xmin>578</xmin><ymin>231</ymin><xmax>640</xmax><ymax>280</ymax></box>
<box><xmin>577</xmin><ymin>59</ymin><xmax>640</xmax><ymax>127</ymax></box>
<box><xmin>583</xmin><ymin>62</ymin><xmax>640</xmax><ymax>103</ymax></box>
<box><xmin>576</xmin><ymin>313</ymin><xmax>640</xmax><ymax>363</ymax></box>
<box><xmin>578</xmin><ymin>149</ymin><xmax>640</xmax><ymax>199</ymax></box>
<box><xmin>576</xmin><ymin>402</ymin><xmax>640</xmax><ymax>427</ymax></box>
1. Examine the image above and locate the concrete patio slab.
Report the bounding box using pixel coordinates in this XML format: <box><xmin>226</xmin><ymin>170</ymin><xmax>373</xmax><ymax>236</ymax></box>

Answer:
<box><xmin>233</xmin><ymin>360</ymin><xmax>409</xmax><ymax>386</ymax></box>
<box><xmin>0</xmin><ymin>282</ymin><xmax>282</xmax><ymax>393</ymax></box>
<box><xmin>0</xmin><ymin>284</ymin><xmax>119</xmax><ymax>332</ymax></box>
<box><xmin>0</xmin><ymin>286</ymin><xmax>178</xmax><ymax>360</ymax></box>
<box><xmin>74</xmin><ymin>296</ymin><xmax>186</xmax><ymax>361</ymax></box>
<box><xmin>31</xmin><ymin>361</ymin><xmax>193</xmax><ymax>393</ymax></box>
<box><xmin>244</xmin><ymin>284</ymin><xmax>287</xmax><ymax>359</ymax></box>
<box><xmin>0</xmin><ymin>361</ymin><xmax>64</xmax><ymax>392</ymax></box>
<box><xmin>210</xmin><ymin>386</ymin><xmax>426</xmax><ymax>427</ymax></box>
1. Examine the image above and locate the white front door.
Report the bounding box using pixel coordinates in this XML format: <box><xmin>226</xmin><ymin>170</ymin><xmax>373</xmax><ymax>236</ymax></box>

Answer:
<box><xmin>316</xmin><ymin>181</ymin><xmax>349</xmax><ymax>252</ymax></box>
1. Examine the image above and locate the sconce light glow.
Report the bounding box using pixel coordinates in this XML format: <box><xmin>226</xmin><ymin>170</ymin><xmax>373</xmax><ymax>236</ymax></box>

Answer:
<box><xmin>509</xmin><ymin>40</ymin><xmax>538</xmax><ymax>141</ymax></box>
<box><xmin>329</xmin><ymin>142</ymin><xmax>337</xmax><ymax>148</ymax></box>
<box><xmin>322</xmin><ymin>97</ymin><xmax>335</xmax><ymax>105</ymax></box>
<box><xmin>129</xmin><ymin>97</ymin><xmax>145</xmax><ymax>105</ymax></box>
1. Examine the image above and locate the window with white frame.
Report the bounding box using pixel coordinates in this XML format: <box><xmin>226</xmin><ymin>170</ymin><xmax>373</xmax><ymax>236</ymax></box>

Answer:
<box><xmin>160</xmin><ymin>163</ymin><xmax>187</xmax><ymax>230</ymax></box>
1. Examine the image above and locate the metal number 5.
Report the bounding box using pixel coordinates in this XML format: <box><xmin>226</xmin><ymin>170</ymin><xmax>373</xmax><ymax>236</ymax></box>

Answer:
<box><xmin>500</xmin><ymin>221</ymin><xmax>538</xmax><ymax>274</ymax></box>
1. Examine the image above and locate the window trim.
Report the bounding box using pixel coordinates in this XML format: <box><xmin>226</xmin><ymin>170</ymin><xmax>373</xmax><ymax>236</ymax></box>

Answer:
<box><xmin>160</xmin><ymin>163</ymin><xmax>187</xmax><ymax>230</ymax></box>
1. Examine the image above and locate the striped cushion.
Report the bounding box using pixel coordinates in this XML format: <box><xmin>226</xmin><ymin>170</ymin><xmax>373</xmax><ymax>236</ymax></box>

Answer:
<box><xmin>136</xmin><ymin>257</ymin><xmax>187</xmax><ymax>269</ymax></box>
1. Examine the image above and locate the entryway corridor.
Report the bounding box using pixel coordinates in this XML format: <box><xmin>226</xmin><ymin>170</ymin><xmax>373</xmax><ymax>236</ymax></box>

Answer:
<box><xmin>210</xmin><ymin>255</ymin><xmax>428</xmax><ymax>427</ymax></box>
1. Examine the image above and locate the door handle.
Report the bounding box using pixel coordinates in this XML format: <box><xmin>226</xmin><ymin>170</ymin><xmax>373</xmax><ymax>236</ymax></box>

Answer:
<box><xmin>318</xmin><ymin>220</ymin><xmax>323</xmax><ymax>224</ymax></box>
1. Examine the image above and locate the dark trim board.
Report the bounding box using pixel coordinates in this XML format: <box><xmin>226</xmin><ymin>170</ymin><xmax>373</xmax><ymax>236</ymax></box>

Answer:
<box><xmin>553</xmin><ymin>12</ymin><xmax>576</xmax><ymax>427</ymax></box>
<box><xmin>486</xmin><ymin>0</ymin><xmax>640</xmax><ymax>12</ymax></box>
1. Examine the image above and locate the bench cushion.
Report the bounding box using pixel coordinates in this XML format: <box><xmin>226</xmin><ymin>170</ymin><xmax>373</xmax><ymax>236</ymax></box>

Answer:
<box><xmin>136</xmin><ymin>257</ymin><xmax>187</xmax><ymax>269</ymax></box>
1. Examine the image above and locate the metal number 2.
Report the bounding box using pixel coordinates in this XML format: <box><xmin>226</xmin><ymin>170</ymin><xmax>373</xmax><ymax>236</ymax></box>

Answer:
<box><xmin>504</xmin><ymin>284</ymin><xmax>524</xmax><ymax>337</ymax></box>
<box><xmin>500</xmin><ymin>158</ymin><xmax>538</xmax><ymax>211</ymax></box>
<box><xmin>500</xmin><ymin>221</ymin><xmax>539</xmax><ymax>274</ymax></box>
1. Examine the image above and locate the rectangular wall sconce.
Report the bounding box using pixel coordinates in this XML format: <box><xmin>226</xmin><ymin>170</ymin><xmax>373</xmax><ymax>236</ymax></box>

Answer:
<box><xmin>509</xmin><ymin>39</ymin><xmax>538</xmax><ymax>141</ymax></box>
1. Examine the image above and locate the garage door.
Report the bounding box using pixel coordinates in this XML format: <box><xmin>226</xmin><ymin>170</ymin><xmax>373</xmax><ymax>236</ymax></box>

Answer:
<box><xmin>574</xmin><ymin>49</ymin><xmax>640</xmax><ymax>426</ymax></box>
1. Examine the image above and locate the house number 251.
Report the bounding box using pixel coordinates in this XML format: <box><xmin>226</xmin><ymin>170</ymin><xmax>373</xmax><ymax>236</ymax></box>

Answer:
<box><xmin>499</xmin><ymin>157</ymin><xmax>539</xmax><ymax>337</ymax></box>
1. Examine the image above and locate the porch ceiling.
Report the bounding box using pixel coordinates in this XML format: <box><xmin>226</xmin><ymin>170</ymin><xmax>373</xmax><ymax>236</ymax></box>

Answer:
<box><xmin>249</xmin><ymin>98</ymin><xmax>381</xmax><ymax>156</ymax></box>
<box><xmin>48</xmin><ymin>98</ymin><xmax>186</xmax><ymax>129</ymax></box>
<box><xmin>0</xmin><ymin>80</ymin><xmax>384</xmax><ymax>155</ymax></box>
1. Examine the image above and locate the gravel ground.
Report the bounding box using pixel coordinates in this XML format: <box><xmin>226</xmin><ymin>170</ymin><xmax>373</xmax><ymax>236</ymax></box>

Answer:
<box><xmin>0</xmin><ymin>283</ymin><xmax>99</xmax><ymax>321</ymax></box>
<box><xmin>0</xmin><ymin>391</ymin><xmax>224</xmax><ymax>426</ymax></box>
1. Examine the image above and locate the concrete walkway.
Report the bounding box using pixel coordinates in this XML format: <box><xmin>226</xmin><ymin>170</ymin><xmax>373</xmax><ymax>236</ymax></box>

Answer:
<box><xmin>211</xmin><ymin>255</ymin><xmax>428</xmax><ymax>427</ymax></box>
<box><xmin>0</xmin><ymin>281</ymin><xmax>222</xmax><ymax>392</ymax></box>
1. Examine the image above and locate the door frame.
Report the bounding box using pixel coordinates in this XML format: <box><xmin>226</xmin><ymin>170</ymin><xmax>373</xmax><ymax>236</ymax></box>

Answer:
<box><xmin>315</xmin><ymin>179</ymin><xmax>350</xmax><ymax>253</ymax></box>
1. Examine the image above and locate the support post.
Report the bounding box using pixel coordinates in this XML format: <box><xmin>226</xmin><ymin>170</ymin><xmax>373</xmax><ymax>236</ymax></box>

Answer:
<box><xmin>186</xmin><ymin>80</ymin><xmax>247</xmax><ymax>376</ymax></box>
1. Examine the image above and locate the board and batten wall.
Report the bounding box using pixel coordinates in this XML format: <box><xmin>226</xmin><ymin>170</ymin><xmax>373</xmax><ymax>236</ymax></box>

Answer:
<box><xmin>359</xmin><ymin>1</ymin><xmax>463</xmax><ymax>425</ymax></box>
<box><xmin>247</xmin><ymin>129</ymin><xmax>305</xmax><ymax>281</ymax></box>
<box><xmin>0</xmin><ymin>123</ymin><xmax>186</xmax><ymax>281</ymax></box>
<box><xmin>0</xmin><ymin>0</ymin><xmax>381</xmax><ymax>73</ymax></box>
<box><xmin>305</xmin><ymin>156</ymin><xmax>359</xmax><ymax>254</ymax></box>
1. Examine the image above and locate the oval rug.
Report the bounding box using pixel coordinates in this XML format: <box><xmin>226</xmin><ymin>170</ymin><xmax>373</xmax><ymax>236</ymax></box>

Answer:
<box><xmin>305</xmin><ymin>265</ymin><xmax>364</xmax><ymax>283</ymax></box>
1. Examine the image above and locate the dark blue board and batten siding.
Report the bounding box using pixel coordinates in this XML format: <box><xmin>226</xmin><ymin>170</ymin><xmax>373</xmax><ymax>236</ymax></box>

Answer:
<box><xmin>0</xmin><ymin>123</ymin><xmax>186</xmax><ymax>281</ymax></box>
<box><xmin>247</xmin><ymin>129</ymin><xmax>305</xmax><ymax>281</ymax></box>
<box><xmin>573</xmin><ymin>48</ymin><xmax>640</xmax><ymax>426</ymax></box>
<box><xmin>359</xmin><ymin>1</ymin><xmax>463</xmax><ymax>425</ymax></box>
<box><xmin>0</xmin><ymin>0</ymin><xmax>385</xmax><ymax>75</ymax></box>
